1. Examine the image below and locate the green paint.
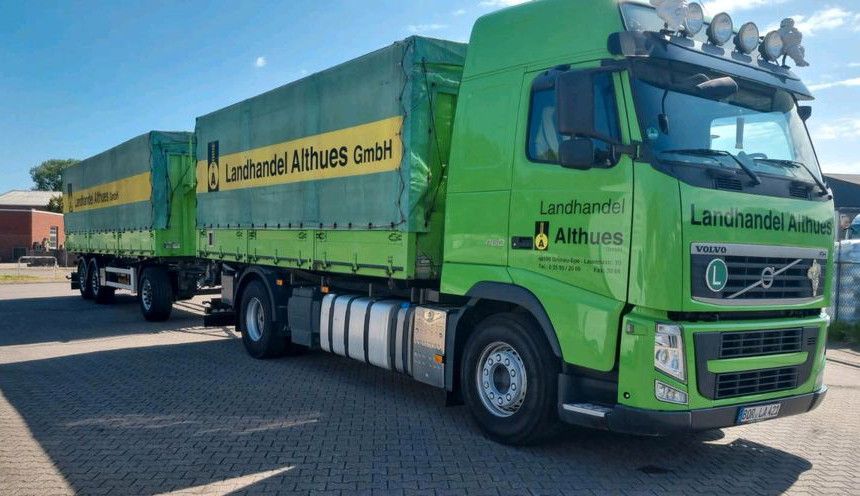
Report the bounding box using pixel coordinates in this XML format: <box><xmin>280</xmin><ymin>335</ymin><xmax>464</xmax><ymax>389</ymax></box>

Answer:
<box><xmin>707</xmin><ymin>352</ymin><xmax>808</xmax><ymax>374</ymax></box>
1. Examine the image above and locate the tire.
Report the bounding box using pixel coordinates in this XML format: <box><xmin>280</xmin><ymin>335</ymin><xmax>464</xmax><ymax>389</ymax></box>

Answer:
<box><xmin>238</xmin><ymin>280</ymin><xmax>288</xmax><ymax>359</ymax></box>
<box><xmin>78</xmin><ymin>258</ymin><xmax>93</xmax><ymax>300</ymax></box>
<box><xmin>461</xmin><ymin>313</ymin><xmax>560</xmax><ymax>445</ymax></box>
<box><xmin>139</xmin><ymin>267</ymin><xmax>174</xmax><ymax>322</ymax></box>
<box><xmin>88</xmin><ymin>259</ymin><xmax>115</xmax><ymax>304</ymax></box>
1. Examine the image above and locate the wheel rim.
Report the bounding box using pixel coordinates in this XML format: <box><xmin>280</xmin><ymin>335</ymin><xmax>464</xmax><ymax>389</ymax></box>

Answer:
<box><xmin>475</xmin><ymin>341</ymin><xmax>528</xmax><ymax>418</ymax></box>
<box><xmin>245</xmin><ymin>297</ymin><xmax>265</xmax><ymax>342</ymax></box>
<box><xmin>90</xmin><ymin>263</ymin><xmax>99</xmax><ymax>295</ymax></box>
<box><xmin>141</xmin><ymin>278</ymin><xmax>153</xmax><ymax>311</ymax></box>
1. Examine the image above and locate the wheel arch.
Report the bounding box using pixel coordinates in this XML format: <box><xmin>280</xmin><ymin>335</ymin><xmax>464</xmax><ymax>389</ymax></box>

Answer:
<box><xmin>233</xmin><ymin>266</ymin><xmax>289</xmax><ymax>324</ymax></box>
<box><xmin>445</xmin><ymin>282</ymin><xmax>563</xmax><ymax>393</ymax></box>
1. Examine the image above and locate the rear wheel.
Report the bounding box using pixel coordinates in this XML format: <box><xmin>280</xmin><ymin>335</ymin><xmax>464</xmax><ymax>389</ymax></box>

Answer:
<box><xmin>78</xmin><ymin>258</ymin><xmax>93</xmax><ymax>300</ymax></box>
<box><xmin>139</xmin><ymin>267</ymin><xmax>173</xmax><ymax>321</ymax></box>
<box><xmin>461</xmin><ymin>313</ymin><xmax>560</xmax><ymax>445</ymax></box>
<box><xmin>88</xmin><ymin>259</ymin><xmax>115</xmax><ymax>304</ymax></box>
<box><xmin>239</xmin><ymin>280</ymin><xmax>288</xmax><ymax>359</ymax></box>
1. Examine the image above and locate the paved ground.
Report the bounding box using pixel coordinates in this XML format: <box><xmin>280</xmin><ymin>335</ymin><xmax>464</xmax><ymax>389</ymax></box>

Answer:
<box><xmin>0</xmin><ymin>283</ymin><xmax>857</xmax><ymax>496</ymax></box>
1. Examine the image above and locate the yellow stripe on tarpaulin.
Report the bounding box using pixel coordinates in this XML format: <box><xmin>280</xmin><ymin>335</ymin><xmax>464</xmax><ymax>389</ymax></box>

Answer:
<box><xmin>196</xmin><ymin>116</ymin><xmax>403</xmax><ymax>194</ymax></box>
<box><xmin>65</xmin><ymin>172</ymin><xmax>151</xmax><ymax>213</ymax></box>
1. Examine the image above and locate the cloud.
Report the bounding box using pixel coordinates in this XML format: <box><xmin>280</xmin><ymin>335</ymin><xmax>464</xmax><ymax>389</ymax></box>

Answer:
<box><xmin>479</xmin><ymin>0</ymin><xmax>530</xmax><ymax>7</ymax></box>
<box><xmin>766</xmin><ymin>7</ymin><xmax>859</xmax><ymax>36</ymax></box>
<box><xmin>848</xmin><ymin>63</ymin><xmax>860</xmax><ymax>68</ymax></box>
<box><xmin>808</xmin><ymin>77</ymin><xmax>860</xmax><ymax>92</ymax></box>
<box><xmin>407</xmin><ymin>23</ymin><xmax>448</xmax><ymax>34</ymax></box>
<box><xmin>452</xmin><ymin>8</ymin><xmax>467</xmax><ymax>16</ymax></box>
<box><xmin>254</xmin><ymin>56</ymin><xmax>267</xmax><ymax>68</ymax></box>
<box><xmin>701</xmin><ymin>0</ymin><xmax>787</xmax><ymax>14</ymax></box>
<box><xmin>809</xmin><ymin>117</ymin><xmax>860</xmax><ymax>141</ymax></box>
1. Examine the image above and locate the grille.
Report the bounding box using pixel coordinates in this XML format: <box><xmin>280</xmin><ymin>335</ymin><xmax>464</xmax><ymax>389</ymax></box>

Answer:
<box><xmin>715</xmin><ymin>177</ymin><xmax>743</xmax><ymax>192</ymax></box>
<box><xmin>715</xmin><ymin>367</ymin><xmax>798</xmax><ymax>399</ymax></box>
<box><xmin>720</xmin><ymin>328</ymin><xmax>802</xmax><ymax>358</ymax></box>
<box><xmin>722</xmin><ymin>256</ymin><xmax>816</xmax><ymax>300</ymax></box>
<box><xmin>789</xmin><ymin>185</ymin><xmax>811</xmax><ymax>199</ymax></box>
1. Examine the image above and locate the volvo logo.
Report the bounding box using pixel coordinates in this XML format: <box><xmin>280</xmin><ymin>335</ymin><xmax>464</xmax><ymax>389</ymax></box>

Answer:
<box><xmin>760</xmin><ymin>267</ymin><xmax>776</xmax><ymax>289</ymax></box>
<box><xmin>695</xmin><ymin>245</ymin><xmax>728</xmax><ymax>255</ymax></box>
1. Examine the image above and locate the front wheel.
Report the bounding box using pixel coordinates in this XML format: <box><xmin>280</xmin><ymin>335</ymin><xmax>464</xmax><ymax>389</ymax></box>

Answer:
<box><xmin>461</xmin><ymin>313</ymin><xmax>560</xmax><ymax>445</ymax></box>
<box><xmin>239</xmin><ymin>280</ymin><xmax>289</xmax><ymax>359</ymax></box>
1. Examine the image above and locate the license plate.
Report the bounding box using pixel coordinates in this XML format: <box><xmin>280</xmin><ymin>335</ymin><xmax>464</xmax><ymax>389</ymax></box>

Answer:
<box><xmin>736</xmin><ymin>403</ymin><xmax>781</xmax><ymax>424</ymax></box>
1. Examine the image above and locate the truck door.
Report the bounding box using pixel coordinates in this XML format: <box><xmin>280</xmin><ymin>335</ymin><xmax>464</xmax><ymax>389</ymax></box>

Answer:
<box><xmin>506</xmin><ymin>68</ymin><xmax>635</xmax><ymax>368</ymax></box>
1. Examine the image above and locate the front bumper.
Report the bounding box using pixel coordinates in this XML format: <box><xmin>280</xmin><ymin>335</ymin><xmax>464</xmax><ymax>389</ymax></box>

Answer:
<box><xmin>559</xmin><ymin>386</ymin><xmax>827</xmax><ymax>436</ymax></box>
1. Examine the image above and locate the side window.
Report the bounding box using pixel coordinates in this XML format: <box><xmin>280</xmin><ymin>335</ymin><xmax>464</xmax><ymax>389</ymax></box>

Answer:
<box><xmin>527</xmin><ymin>72</ymin><xmax>621</xmax><ymax>165</ymax></box>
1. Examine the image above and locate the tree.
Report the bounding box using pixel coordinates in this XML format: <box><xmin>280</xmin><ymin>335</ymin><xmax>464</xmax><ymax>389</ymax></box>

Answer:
<box><xmin>30</xmin><ymin>159</ymin><xmax>79</xmax><ymax>192</ymax></box>
<box><xmin>46</xmin><ymin>195</ymin><xmax>63</xmax><ymax>214</ymax></box>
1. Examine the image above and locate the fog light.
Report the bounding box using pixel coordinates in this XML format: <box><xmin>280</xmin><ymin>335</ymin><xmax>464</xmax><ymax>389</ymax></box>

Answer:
<box><xmin>684</xmin><ymin>3</ymin><xmax>705</xmax><ymax>36</ymax></box>
<box><xmin>734</xmin><ymin>22</ymin><xmax>760</xmax><ymax>54</ymax></box>
<box><xmin>707</xmin><ymin>12</ymin><xmax>734</xmax><ymax>46</ymax></box>
<box><xmin>760</xmin><ymin>30</ymin><xmax>784</xmax><ymax>62</ymax></box>
<box><xmin>655</xmin><ymin>380</ymin><xmax>688</xmax><ymax>404</ymax></box>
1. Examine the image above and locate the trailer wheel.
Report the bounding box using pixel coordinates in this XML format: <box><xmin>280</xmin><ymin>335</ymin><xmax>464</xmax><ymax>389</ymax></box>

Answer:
<box><xmin>139</xmin><ymin>267</ymin><xmax>173</xmax><ymax>321</ymax></box>
<box><xmin>78</xmin><ymin>258</ymin><xmax>93</xmax><ymax>300</ymax></box>
<box><xmin>88</xmin><ymin>259</ymin><xmax>115</xmax><ymax>304</ymax></box>
<box><xmin>239</xmin><ymin>280</ymin><xmax>288</xmax><ymax>359</ymax></box>
<box><xmin>461</xmin><ymin>313</ymin><xmax>559</xmax><ymax>445</ymax></box>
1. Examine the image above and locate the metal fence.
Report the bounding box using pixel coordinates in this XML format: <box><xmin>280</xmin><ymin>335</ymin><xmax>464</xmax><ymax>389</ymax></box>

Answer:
<box><xmin>832</xmin><ymin>242</ymin><xmax>860</xmax><ymax>324</ymax></box>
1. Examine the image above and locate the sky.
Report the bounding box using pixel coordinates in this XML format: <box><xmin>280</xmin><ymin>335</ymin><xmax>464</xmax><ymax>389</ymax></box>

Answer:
<box><xmin>0</xmin><ymin>0</ymin><xmax>857</xmax><ymax>192</ymax></box>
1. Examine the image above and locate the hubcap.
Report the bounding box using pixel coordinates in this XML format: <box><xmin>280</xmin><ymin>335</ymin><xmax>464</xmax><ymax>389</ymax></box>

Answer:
<box><xmin>141</xmin><ymin>278</ymin><xmax>153</xmax><ymax>311</ymax></box>
<box><xmin>245</xmin><ymin>297</ymin><xmax>265</xmax><ymax>342</ymax></box>
<box><xmin>475</xmin><ymin>341</ymin><xmax>528</xmax><ymax>417</ymax></box>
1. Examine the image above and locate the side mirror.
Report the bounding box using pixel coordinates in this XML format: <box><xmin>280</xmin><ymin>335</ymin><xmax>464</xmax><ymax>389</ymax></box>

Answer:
<box><xmin>557</xmin><ymin>71</ymin><xmax>596</xmax><ymax>138</ymax></box>
<box><xmin>798</xmin><ymin>105</ymin><xmax>812</xmax><ymax>121</ymax></box>
<box><xmin>559</xmin><ymin>138</ymin><xmax>595</xmax><ymax>170</ymax></box>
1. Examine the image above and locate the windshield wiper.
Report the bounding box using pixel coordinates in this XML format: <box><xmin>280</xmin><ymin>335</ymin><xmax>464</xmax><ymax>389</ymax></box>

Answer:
<box><xmin>752</xmin><ymin>158</ymin><xmax>831</xmax><ymax>197</ymax></box>
<box><xmin>660</xmin><ymin>149</ymin><xmax>761</xmax><ymax>186</ymax></box>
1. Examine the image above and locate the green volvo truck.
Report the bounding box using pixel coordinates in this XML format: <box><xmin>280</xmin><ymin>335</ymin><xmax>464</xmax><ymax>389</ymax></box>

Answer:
<box><xmin>69</xmin><ymin>0</ymin><xmax>834</xmax><ymax>444</ymax></box>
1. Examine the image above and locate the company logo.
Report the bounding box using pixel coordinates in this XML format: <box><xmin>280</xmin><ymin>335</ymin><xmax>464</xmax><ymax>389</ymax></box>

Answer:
<box><xmin>705</xmin><ymin>259</ymin><xmax>729</xmax><ymax>292</ymax></box>
<box><xmin>694</xmin><ymin>245</ymin><xmax>728</xmax><ymax>255</ymax></box>
<box><xmin>207</xmin><ymin>141</ymin><xmax>220</xmax><ymax>192</ymax></box>
<box><xmin>760</xmin><ymin>267</ymin><xmax>776</xmax><ymax>289</ymax></box>
<box><xmin>534</xmin><ymin>221</ymin><xmax>550</xmax><ymax>251</ymax></box>
<box><xmin>807</xmin><ymin>259</ymin><xmax>822</xmax><ymax>296</ymax></box>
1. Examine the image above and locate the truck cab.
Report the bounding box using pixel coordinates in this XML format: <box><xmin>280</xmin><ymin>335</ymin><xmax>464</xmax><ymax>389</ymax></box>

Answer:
<box><xmin>441</xmin><ymin>0</ymin><xmax>831</xmax><ymax>439</ymax></box>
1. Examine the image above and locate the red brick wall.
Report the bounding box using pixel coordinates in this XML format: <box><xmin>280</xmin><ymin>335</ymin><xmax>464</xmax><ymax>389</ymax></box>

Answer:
<box><xmin>0</xmin><ymin>209</ymin><xmax>65</xmax><ymax>262</ymax></box>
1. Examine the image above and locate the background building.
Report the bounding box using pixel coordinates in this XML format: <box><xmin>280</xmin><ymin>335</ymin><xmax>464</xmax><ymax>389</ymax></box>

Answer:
<box><xmin>0</xmin><ymin>190</ymin><xmax>64</xmax><ymax>262</ymax></box>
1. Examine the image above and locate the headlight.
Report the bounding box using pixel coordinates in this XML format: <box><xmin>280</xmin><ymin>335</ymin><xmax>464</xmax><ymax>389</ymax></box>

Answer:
<box><xmin>760</xmin><ymin>30</ymin><xmax>784</xmax><ymax>62</ymax></box>
<box><xmin>734</xmin><ymin>22</ymin><xmax>760</xmax><ymax>54</ymax></box>
<box><xmin>655</xmin><ymin>380</ymin><xmax>688</xmax><ymax>404</ymax></box>
<box><xmin>684</xmin><ymin>3</ymin><xmax>705</xmax><ymax>36</ymax></box>
<box><xmin>655</xmin><ymin>323</ymin><xmax>686</xmax><ymax>381</ymax></box>
<box><xmin>707</xmin><ymin>12</ymin><xmax>734</xmax><ymax>46</ymax></box>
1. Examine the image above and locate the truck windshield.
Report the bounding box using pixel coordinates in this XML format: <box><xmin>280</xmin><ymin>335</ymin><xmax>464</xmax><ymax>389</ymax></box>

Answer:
<box><xmin>632</xmin><ymin>62</ymin><xmax>823</xmax><ymax>192</ymax></box>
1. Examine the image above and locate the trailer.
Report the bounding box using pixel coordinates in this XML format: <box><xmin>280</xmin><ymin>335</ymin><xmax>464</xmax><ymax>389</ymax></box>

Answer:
<box><xmin>64</xmin><ymin>131</ymin><xmax>213</xmax><ymax>320</ymax></box>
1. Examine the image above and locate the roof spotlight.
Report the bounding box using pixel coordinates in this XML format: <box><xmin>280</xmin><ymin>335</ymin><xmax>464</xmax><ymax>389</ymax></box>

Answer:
<box><xmin>707</xmin><ymin>12</ymin><xmax>734</xmax><ymax>46</ymax></box>
<box><xmin>684</xmin><ymin>3</ymin><xmax>705</xmax><ymax>36</ymax></box>
<box><xmin>734</xmin><ymin>22</ymin><xmax>760</xmax><ymax>54</ymax></box>
<box><xmin>760</xmin><ymin>30</ymin><xmax>784</xmax><ymax>62</ymax></box>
